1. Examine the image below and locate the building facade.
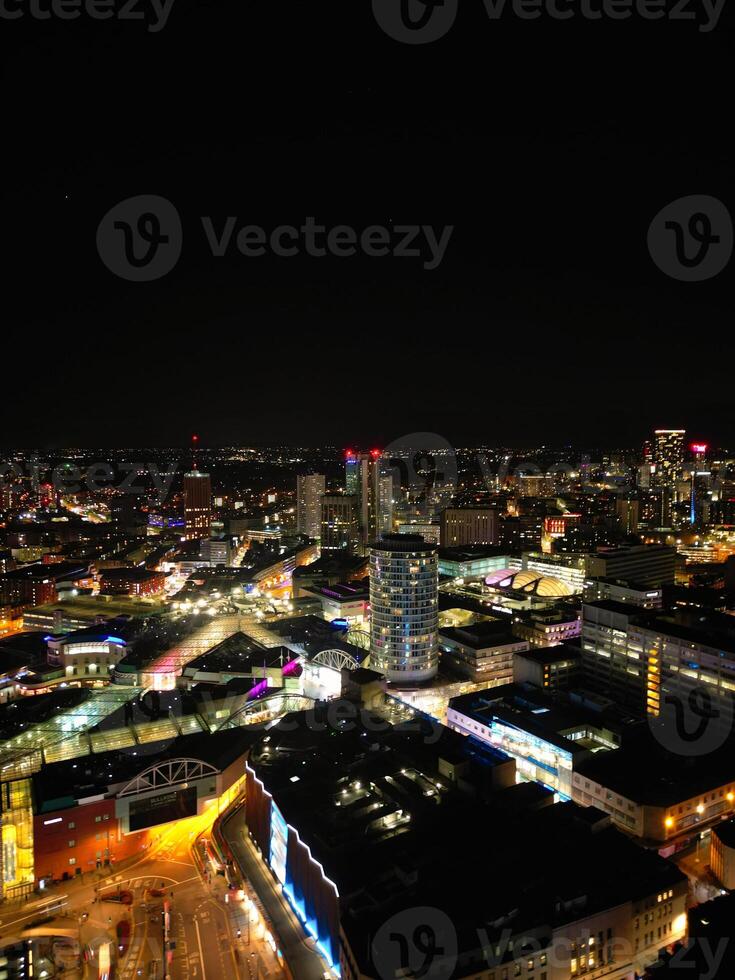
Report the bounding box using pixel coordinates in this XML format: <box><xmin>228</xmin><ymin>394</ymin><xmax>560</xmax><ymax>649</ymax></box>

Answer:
<box><xmin>183</xmin><ymin>470</ymin><xmax>212</xmax><ymax>539</ymax></box>
<box><xmin>369</xmin><ymin>534</ymin><xmax>438</xmax><ymax>684</ymax></box>
<box><xmin>296</xmin><ymin>473</ymin><xmax>326</xmax><ymax>539</ymax></box>
<box><xmin>440</xmin><ymin>507</ymin><xmax>499</xmax><ymax>548</ymax></box>
<box><xmin>321</xmin><ymin>495</ymin><xmax>359</xmax><ymax>553</ymax></box>
<box><xmin>582</xmin><ymin>601</ymin><xmax>735</xmax><ymax>731</ymax></box>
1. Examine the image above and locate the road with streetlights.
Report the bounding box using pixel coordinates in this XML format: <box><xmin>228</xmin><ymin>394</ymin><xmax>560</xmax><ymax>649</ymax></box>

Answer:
<box><xmin>1</xmin><ymin>803</ymin><xmax>284</xmax><ymax>980</ymax></box>
<box><xmin>220</xmin><ymin>806</ymin><xmax>329</xmax><ymax>980</ymax></box>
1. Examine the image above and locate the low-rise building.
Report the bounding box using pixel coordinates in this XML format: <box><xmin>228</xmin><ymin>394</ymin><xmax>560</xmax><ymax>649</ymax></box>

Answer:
<box><xmin>46</xmin><ymin>620</ymin><xmax>135</xmax><ymax>680</ymax></box>
<box><xmin>710</xmin><ymin>818</ymin><xmax>735</xmax><ymax>889</ymax></box>
<box><xmin>23</xmin><ymin>594</ymin><xmax>167</xmax><ymax>633</ymax></box>
<box><xmin>298</xmin><ymin>582</ymin><xmax>369</xmax><ymax>626</ymax></box>
<box><xmin>438</xmin><ymin>546</ymin><xmax>510</xmax><ymax>580</ymax></box>
<box><xmin>198</xmin><ymin>536</ymin><xmax>232</xmax><ymax>566</ymax></box>
<box><xmin>573</xmin><ymin>735</ymin><xmax>735</xmax><ymax>844</ymax></box>
<box><xmin>97</xmin><ymin>566</ymin><xmax>167</xmax><ymax>597</ymax></box>
<box><xmin>448</xmin><ymin>683</ymin><xmax>626</xmax><ymax>800</ymax></box>
<box><xmin>583</xmin><ymin>577</ymin><xmax>663</xmax><ymax>609</ymax></box>
<box><xmin>513</xmin><ymin>643</ymin><xmax>581</xmax><ymax>691</ymax></box>
<box><xmin>244</xmin><ymin>698</ymin><xmax>687</xmax><ymax>980</ymax></box>
<box><xmin>439</xmin><ymin>621</ymin><xmax>528</xmax><ymax>683</ymax></box>
<box><xmin>32</xmin><ymin>728</ymin><xmax>256</xmax><ymax>885</ymax></box>
<box><xmin>512</xmin><ymin>606</ymin><xmax>581</xmax><ymax>647</ymax></box>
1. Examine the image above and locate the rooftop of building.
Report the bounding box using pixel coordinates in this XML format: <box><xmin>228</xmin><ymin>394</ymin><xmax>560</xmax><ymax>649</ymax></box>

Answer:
<box><xmin>584</xmin><ymin>601</ymin><xmax>735</xmax><ymax>655</ymax></box>
<box><xmin>50</xmin><ymin>617</ymin><xmax>141</xmax><ymax>647</ymax></box>
<box><xmin>300</xmin><ymin>582</ymin><xmax>370</xmax><ymax>602</ymax></box>
<box><xmin>439</xmin><ymin>620</ymin><xmax>523</xmax><ymax>649</ymax></box>
<box><xmin>450</xmin><ymin>682</ymin><xmax>639</xmax><ymax>752</ymax></box>
<box><xmin>33</xmin><ymin>726</ymin><xmax>258</xmax><ymax>813</ymax></box>
<box><xmin>583</xmin><ymin>598</ymin><xmax>645</xmax><ymax>617</ymax></box>
<box><xmin>291</xmin><ymin>554</ymin><xmax>367</xmax><ymax>578</ymax></box>
<box><xmin>515</xmin><ymin>643</ymin><xmax>581</xmax><ymax>666</ymax></box>
<box><xmin>369</xmin><ymin>533</ymin><xmax>436</xmax><ymax>553</ymax></box>
<box><xmin>25</xmin><ymin>594</ymin><xmax>167</xmax><ymax>620</ymax></box>
<box><xmin>593</xmin><ymin>543</ymin><xmax>675</xmax><ymax>557</ymax></box>
<box><xmin>0</xmin><ymin>629</ymin><xmax>50</xmax><ymax>664</ymax></box>
<box><xmin>485</xmin><ymin>567</ymin><xmax>576</xmax><ymax>598</ymax></box>
<box><xmin>712</xmin><ymin>816</ymin><xmax>735</xmax><ymax>850</ymax></box>
<box><xmin>0</xmin><ymin>685</ymin><xmax>91</xmax><ymax>740</ymax></box>
<box><xmin>1</xmin><ymin>561</ymin><xmax>90</xmax><ymax>582</ymax></box>
<box><xmin>576</xmin><ymin>732</ymin><xmax>735</xmax><ymax>807</ymax></box>
<box><xmin>247</xmin><ymin>701</ymin><xmax>685</xmax><ymax>975</ymax></box>
<box><xmin>437</xmin><ymin>545</ymin><xmax>510</xmax><ymax>562</ymax></box>
<box><xmin>449</xmin><ymin>684</ymin><xmax>597</xmax><ymax>756</ymax></box>
<box><xmin>513</xmin><ymin>605</ymin><xmax>581</xmax><ymax>625</ymax></box>
<box><xmin>182</xmin><ymin>631</ymin><xmax>295</xmax><ymax>675</ymax></box>
<box><xmin>587</xmin><ymin>576</ymin><xmax>662</xmax><ymax>593</ymax></box>
<box><xmin>265</xmin><ymin>614</ymin><xmax>368</xmax><ymax>662</ymax></box>
<box><xmin>347</xmin><ymin>667</ymin><xmax>384</xmax><ymax>686</ymax></box>
<box><xmin>0</xmin><ymin>648</ymin><xmax>32</xmax><ymax>678</ymax></box>
<box><xmin>98</xmin><ymin>566</ymin><xmax>165</xmax><ymax>582</ymax></box>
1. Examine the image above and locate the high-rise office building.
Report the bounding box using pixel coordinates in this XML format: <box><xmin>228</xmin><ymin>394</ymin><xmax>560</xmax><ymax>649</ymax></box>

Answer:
<box><xmin>377</xmin><ymin>472</ymin><xmax>394</xmax><ymax>536</ymax></box>
<box><xmin>582</xmin><ymin>602</ymin><xmax>735</xmax><ymax>740</ymax></box>
<box><xmin>653</xmin><ymin>429</ymin><xmax>685</xmax><ymax>488</ymax></box>
<box><xmin>651</xmin><ymin>429</ymin><xmax>686</xmax><ymax>527</ymax></box>
<box><xmin>369</xmin><ymin>533</ymin><xmax>438</xmax><ymax>684</ymax></box>
<box><xmin>345</xmin><ymin>449</ymin><xmax>390</xmax><ymax>547</ymax></box>
<box><xmin>440</xmin><ymin>506</ymin><xmax>498</xmax><ymax>547</ymax></box>
<box><xmin>183</xmin><ymin>470</ymin><xmax>212</xmax><ymax>539</ymax></box>
<box><xmin>320</xmin><ymin>494</ymin><xmax>359</xmax><ymax>553</ymax></box>
<box><xmin>616</xmin><ymin>496</ymin><xmax>640</xmax><ymax>535</ymax></box>
<box><xmin>691</xmin><ymin>470</ymin><xmax>712</xmax><ymax>526</ymax></box>
<box><xmin>296</xmin><ymin>473</ymin><xmax>325</xmax><ymax>539</ymax></box>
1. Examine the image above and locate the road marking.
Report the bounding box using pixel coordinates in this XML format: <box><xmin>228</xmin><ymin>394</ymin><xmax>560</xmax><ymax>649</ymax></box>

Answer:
<box><xmin>194</xmin><ymin>917</ymin><xmax>208</xmax><ymax>980</ymax></box>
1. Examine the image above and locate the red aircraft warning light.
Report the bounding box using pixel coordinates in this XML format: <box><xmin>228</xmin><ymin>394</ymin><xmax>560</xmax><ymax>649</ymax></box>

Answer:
<box><xmin>691</xmin><ymin>443</ymin><xmax>708</xmax><ymax>454</ymax></box>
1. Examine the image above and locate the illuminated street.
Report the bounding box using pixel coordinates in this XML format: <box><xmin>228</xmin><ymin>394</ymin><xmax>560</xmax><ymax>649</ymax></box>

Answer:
<box><xmin>0</xmin><ymin>802</ymin><xmax>286</xmax><ymax>980</ymax></box>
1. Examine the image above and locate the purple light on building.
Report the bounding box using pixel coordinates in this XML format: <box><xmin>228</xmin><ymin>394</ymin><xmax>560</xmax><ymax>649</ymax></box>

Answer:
<box><xmin>248</xmin><ymin>678</ymin><xmax>268</xmax><ymax>701</ymax></box>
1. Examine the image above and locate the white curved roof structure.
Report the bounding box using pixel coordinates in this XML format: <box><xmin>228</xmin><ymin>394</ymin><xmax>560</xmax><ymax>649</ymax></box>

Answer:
<box><xmin>484</xmin><ymin>568</ymin><xmax>574</xmax><ymax>598</ymax></box>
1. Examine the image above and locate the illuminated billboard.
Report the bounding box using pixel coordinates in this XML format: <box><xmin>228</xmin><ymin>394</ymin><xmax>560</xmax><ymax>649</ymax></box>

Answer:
<box><xmin>270</xmin><ymin>802</ymin><xmax>288</xmax><ymax>885</ymax></box>
<box><xmin>128</xmin><ymin>786</ymin><xmax>197</xmax><ymax>832</ymax></box>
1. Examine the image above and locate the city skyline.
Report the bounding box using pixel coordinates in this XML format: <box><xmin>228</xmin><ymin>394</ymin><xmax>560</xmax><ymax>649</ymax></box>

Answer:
<box><xmin>3</xmin><ymin>0</ymin><xmax>734</xmax><ymax>977</ymax></box>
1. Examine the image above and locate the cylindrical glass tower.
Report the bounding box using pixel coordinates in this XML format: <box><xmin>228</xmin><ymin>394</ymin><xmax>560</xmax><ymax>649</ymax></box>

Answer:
<box><xmin>369</xmin><ymin>533</ymin><xmax>438</xmax><ymax>684</ymax></box>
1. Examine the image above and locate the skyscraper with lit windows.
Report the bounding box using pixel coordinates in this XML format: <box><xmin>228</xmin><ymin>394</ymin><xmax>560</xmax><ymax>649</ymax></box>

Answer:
<box><xmin>369</xmin><ymin>533</ymin><xmax>438</xmax><ymax>684</ymax></box>
<box><xmin>653</xmin><ymin>429</ymin><xmax>685</xmax><ymax>488</ymax></box>
<box><xmin>344</xmin><ymin>449</ymin><xmax>389</xmax><ymax>548</ymax></box>
<box><xmin>296</xmin><ymin>473</ymin><xmax>325</xmax><ymax>539</ymax></box>
<box><xmin>183</xmin><ymin>470</ymin><xmax>212</xmax><ymax>539</ymax></box>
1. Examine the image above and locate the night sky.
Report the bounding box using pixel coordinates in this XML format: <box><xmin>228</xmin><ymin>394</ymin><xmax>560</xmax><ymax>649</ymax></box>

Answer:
<box><xmin>3</xmin><ymin>2</ymin><xmax>733</xmax><ymax>449</ymax></box>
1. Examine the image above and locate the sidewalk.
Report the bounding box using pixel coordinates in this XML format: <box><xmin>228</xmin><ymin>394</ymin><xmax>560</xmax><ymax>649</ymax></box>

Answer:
<box><xmin>218</xmin><ymin>806</ymin><xmax>326</xmax><ymax>980</ymax></box>
<box><xmin>0</xmin><ymin>849</ymin><xmax>148</xmax><ymax>917</ymax></box>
